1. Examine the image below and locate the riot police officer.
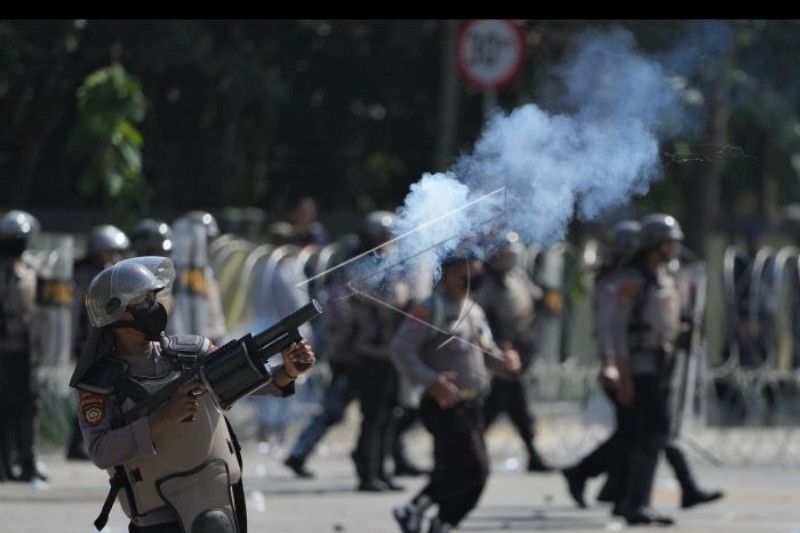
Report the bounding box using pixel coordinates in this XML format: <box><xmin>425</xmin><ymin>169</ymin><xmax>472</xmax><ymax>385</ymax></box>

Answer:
<box><xmin>66</xmin><ymin>224</ymin><xmax>130</xmax><ymax>460</ymax></box>
<box><xmin>562</xmin><ymin>220</ymin><xmax>640</xmax><ymax>510</ymax></box>
<box><xmin>391</xmin><ymin>245</ymin><xmax>521</xmax><ymax>533</ymax></box>
<box><xmin>284</xmin><ymin>240</ymin><xmax>360</xmax><ymax>479</ymax></box>
<box><xmin>475</xmin><ymin>231</ymin><xmax>551</xmax><ymax>472</ymax></box>
<box><xmin>0</xmin><ymin>210</ymin><xmax>45</xmax><ymax>482</ymax></box>
<box><xmin>131</xmin><ymin>218</ymin><xmax>174</xmax><ymax>257</ymax></box>
<box><xmin>615</xmin><ymin>213</ymin><xmax>684</xmax><ymax>525</ymax></box>
<box><xmin>171</xmin><ymin>211</ymin><xmax>227</xmax><ymax>344</ymax></box>
<box><xmin>70</xmin><ymin>256</ymin><xmax>315</xmax><ymax>532</ymax></box>
<box><xmin>350</xmin><ymin>211</ymin><xmax>411</xmax><ymax>491</ymax></box>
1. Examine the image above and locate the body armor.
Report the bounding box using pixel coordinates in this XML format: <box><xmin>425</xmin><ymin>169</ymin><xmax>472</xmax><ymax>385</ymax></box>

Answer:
<box><xmin>89</xmin><ymin>336</ymin><xmax>244</xmax><ymax>533</ymax></box>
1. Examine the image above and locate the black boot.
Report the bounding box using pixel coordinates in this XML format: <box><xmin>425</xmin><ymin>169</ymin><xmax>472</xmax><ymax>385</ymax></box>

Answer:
<box><xmin>562</xmin><ymin>466</ymin><xmax>587</xmax><ymax>508</ymax></box>
<box><xmin>357</xmin><ymin>478</ymin><xmax>388</xmax><ymax>492</ymax></box>
<box><xmin>624</xmin><ymin>507</ymin><xmax>675</xmax><ymax>525</ymax></box>
<box><xmin>664</xmin><ymin>444</ymin><xmax>724</xmax><ymax>509</ymax></box>
<box><xmin>619</xmin><ymin>449</ymin><xmax>672</xmax><ymax>526</ymax></box>
<box><xmin>283</xmin><ymin>455</ymin><xmax>315</xmax><ymax>479</ymax></box>
<box><xmin>378</xmin><ymin>474</ymin><xmax>406</xmax><ymax>492</ymax></box>
<box><xmin>681</xmin><ymin>489</ymin><xmax>724</xmax><ymax>509</ymax></box>
<box><xmin>16</xmin><ymin>459</ymin><xmax>47</xmax><ymax>483</ymax></box>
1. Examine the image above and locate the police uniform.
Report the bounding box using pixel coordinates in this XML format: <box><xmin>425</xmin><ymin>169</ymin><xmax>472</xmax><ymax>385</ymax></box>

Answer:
<box><xmin>70</xmin><ymin>256</ymin><xmax>302</xmax><ymax>532</ymax></box>
<box><xmin>562</xmin><ymin>264</ymin><xmax>635</xmax><ymax>508</ymax></box>
<box><xmin>0</xmin><ymin>254</ymin><xmax>38</xmax><ymax>480</ymax></box>
<box><xmin>75</xmin><ymin>334</ymin><xmax>293</xmax><ymax>531</ymax></box>
<box><xmin>615</xmin><ymin>258</ymin><xmax>681</xmax><ymax>523</ymax></box>
<box><xmin>392</xmin><ymin>288</ymin><xmax>507</xmax><ymax>529</ymax></box>
<box><xmin>284</xmin><ymin>272</ymin><xmax>359</xmax><ymax>477</ymax></box>
<box><xmin>475</xmin><ymin>263</ymin><xmax>549</xmax><ymax>471</ymax></box>
<box><xmin>351</xmin><ymin>276</ymin><xmax>410</xmax><ymax>490</ymax></box>
<box><xmin>67</xmin><ymin>224</ymin><xmax>131</xmax><ymax>460</ymax></box>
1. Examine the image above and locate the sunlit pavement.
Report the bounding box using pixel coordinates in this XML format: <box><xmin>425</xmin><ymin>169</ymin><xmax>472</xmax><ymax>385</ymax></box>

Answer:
<box><xmin>2</xmin><ymin>421</ymin><xmax>799</xmax><ymax>533</ymax></box>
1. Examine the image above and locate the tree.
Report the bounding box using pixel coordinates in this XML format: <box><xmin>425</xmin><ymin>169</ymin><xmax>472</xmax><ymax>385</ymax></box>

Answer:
<box><xmin>69</xmin><ymin>62</ymin><xmax>148</xmax><ymax>225</ymax></box>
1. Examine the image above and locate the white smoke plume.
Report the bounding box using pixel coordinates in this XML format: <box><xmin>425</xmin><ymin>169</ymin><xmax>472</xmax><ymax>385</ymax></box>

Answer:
<box><xmin>385</xmin><ymin>28</ymin><xmax>700</xmax><ymax>282</ymax></box>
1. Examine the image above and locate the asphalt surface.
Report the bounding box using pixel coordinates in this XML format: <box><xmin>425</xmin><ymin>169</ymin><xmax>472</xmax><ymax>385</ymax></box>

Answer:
<box><xmin>1</xmin><ymin>418</ymin><xmax>798</xmax><ymax>533</ymax></box>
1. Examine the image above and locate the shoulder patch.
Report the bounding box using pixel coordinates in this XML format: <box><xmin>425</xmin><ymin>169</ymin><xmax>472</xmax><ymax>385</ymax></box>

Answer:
<box><xmin>79</xmin><ymin>391</ymin><xmax>107</xmax><ymax>426</ymax></box>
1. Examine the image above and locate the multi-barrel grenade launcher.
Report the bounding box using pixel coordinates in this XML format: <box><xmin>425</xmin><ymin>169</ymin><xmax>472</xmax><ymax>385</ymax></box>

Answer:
<box><xmin>123</xmin><ymin>300</ymin><xmax>322</xmax><ymax>423</ymax></box>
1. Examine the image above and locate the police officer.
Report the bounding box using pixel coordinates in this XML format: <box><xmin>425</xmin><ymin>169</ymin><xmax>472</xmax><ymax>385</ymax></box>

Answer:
<box><xmin>475</xmin><ymin>232</ymin><xmax>551</xmax><ymax>472</ymax></box>
<box><xmin>562</xmin><ymin>220</ymin><xmax>640</xmax><ymax>510</ymax></box>
<box><xmin>70</xmin><ymin>256</ymin><xmax>315</xmax><ymax>532</ymax></box>
<box><xmin>0</xmin><ymin>210</ymin><xmax>45</xmax><ymax>482</ymax></box>
<box><xmin>284</xmin><ymin>242</ymin><xmax>360</xmax><ymax>479</ymax></box>
<box><xmin>663</xmin><ymin>247</ymin><xmax>723</xmax><ymax>509</ymax></box>
<box><xmin>173</xmin><ymin>211</ymin><xmax>227</xmax><ymax>345</ymax></box>
<box><xmin>391</xmin><ymin>245</ymin><xmax>521</xmax><ymax>533</ymax></box>
<box><xmin>131</xmin><ymin>218</ymin><xmax>174</xmax><ymax>257</ymax></box>
<box><xmin>615</xmin><ymin>213</ymin><xmax>684</xmax><ymax>525</ymax></box>
<box><xmin>66</xmin><ymin>224</ymin><xmax>130</xmax><ymax>460</ymax></box>
<box><xmin>351</xmin><ymin>211</ymin><xmax>410</xmax><ymax>492</ymax></box>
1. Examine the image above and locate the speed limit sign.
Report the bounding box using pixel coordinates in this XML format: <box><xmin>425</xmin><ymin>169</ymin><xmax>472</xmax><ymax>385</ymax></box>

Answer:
<box><xmin>457</xmin><ymin>20</ymin><xmax>526</xmax><ymax>91</ymax></box>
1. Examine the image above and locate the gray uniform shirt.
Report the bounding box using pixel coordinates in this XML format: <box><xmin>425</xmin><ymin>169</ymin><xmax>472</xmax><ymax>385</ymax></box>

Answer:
<box><xmin>78</xmin><ymin>341</ymin><xmax>292</xmax><ymax>526</ymax></box>
<box><xmin>0</xmin><ymin>258</ymin><xmax>36</xmax><ymax>352</ymax></box>
<box><xmin>352</xmin><ymin>279</ymin><xmax>410</xmax><ymax>361</ymax></box>
<box><xmin>391</xmin><ymin>290</ymin><xmax>506</xmax><ymax>396</ymax></box>
<box><xmin>615</xmin><ymin>264</ymin><xmax>681</xmax><ymax>375</ymax></box>
<box><xmin>475</xmin><ymin>267</ymin><xmax>541</xmax><ymax>363</ymax></box>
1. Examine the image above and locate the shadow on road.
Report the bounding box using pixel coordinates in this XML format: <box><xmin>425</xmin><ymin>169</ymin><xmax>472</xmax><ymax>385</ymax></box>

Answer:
<box><xmin>461</xmin><ymin>504</ymin><xmax>615</xmax><ymax>531</ymax></box>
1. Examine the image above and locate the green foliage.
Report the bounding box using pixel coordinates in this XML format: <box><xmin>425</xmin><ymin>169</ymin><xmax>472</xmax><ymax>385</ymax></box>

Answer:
<box><xmin>69</xmin><ymin>62</ymin><xmax>149</xmax><ymax>223</ymax></box>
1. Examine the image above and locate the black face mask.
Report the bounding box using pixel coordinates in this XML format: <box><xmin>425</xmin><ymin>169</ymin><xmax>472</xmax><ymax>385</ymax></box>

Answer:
<box><xmin>112</xmin><ymin>301</ymin><xmax>168</xmax><ymax>341</ymax></box>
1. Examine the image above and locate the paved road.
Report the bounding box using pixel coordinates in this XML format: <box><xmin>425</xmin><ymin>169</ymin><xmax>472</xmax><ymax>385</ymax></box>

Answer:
<box><xmin>1</xmin><ymin>421</ymin><xmax>798</xmax><ymax>533</ymax></box>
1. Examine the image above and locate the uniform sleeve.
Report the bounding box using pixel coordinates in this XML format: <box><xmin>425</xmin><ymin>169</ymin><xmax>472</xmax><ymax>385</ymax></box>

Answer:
<box><xmin>77</xmin><ymin>391</ymin><xmax>156</xmax><ymax>469</ymax></box>
<box><xmin>390</xmin><ymin>305</ymin><xmax>439</xmax><ymax>389</ymax></box>
<box><xmin>594</xmin><ymin>278</ymin><xmax>619</xmax><ymax>363</ymax></box>
<box><xmin>253</xmin><ymin>380</ymin><xmax>296</xmax><ymax>397</ymax></box>
<box><xmin>613</xmin><ymin>277</ymin><xmax>639</xmax><ymax>363</ymax></box>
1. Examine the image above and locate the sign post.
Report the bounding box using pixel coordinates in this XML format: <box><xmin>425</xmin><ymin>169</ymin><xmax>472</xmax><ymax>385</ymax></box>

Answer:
<box><xmin>457</xmin><ymin>19</ymin><xmax>526</xmax><ymax>120</ymax></box>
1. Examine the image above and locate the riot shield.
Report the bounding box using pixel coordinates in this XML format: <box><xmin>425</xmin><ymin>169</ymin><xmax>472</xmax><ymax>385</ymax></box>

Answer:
<box><xmin>169</xmin><ymin>217</ymin><xmax>209</xmax><ymax>337</ymax></box>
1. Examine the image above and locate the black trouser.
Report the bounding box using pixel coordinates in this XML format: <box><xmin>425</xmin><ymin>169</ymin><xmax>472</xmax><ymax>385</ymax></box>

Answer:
<box><xmin>390</xmin><ymin>405</ymin><xmax>420</xmax><ymax>465</ymax></box>
<box><xmin>620</xmin><ymin>374</ymin><xmax>672</xmax><ymax>512</ymax></box>
<box><xmin>288</xmin><ymin>361</ymin><xmax>357</xmax><ymax>462</ymax></box>
<box><xmin>417</xmin><ymin>395</ymin><xmax>489</xmax><ymax>527</ymax></box>
<box><xmin>572</xmin><ymin>387</ymin><xmax>635</xmax><ymax>502</ymax></box>
<box><xmin>483</xmin><ymin>376</ymin><xmax>537</xmax><ymax>457</ymax></box>
<box><xmin>353</xmin><ymin>358</ymin><xmax>398</xmax><ymax>482</ymax></box>
<box><xmin>664</xmin><ymin>441</ymin><xmax>700</xmax><ymax>496</ymax></box>
<box><xmin>0</xmin><ymin>351</ymin><xmax>38</xmax><ymax>474</ymax></box>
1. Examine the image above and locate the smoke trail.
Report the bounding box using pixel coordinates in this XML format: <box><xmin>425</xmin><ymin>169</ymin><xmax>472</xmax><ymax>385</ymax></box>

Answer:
<box><xmin>344</xmin><ymin>26</ymin><xmax>729</xmax><ymax>290</ymax></box>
